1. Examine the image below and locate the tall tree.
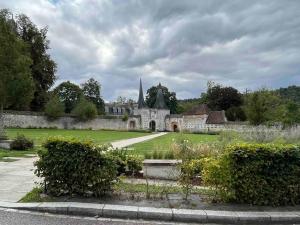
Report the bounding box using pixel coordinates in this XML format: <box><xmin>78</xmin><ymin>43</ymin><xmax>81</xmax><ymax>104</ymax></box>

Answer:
<box><xmin>278</xmin><ymin>85</ymin><xmax>300</xmax><ymax>105</ymax></box>
<box><xmin>206</xmin><ymin>83</ymin><xmax>243</xmax><ymax>111</ymax></box>
<box><xmin>16</xmin><ymin>14</ymin><xmax>56</xmax><ymax>111</ymax></box>
<box><xmin>244</xmin><ymin>89</ymin><xmax>284</xmax><ymax>125</ymax></box>
<box><xmin>0</xmin><ymin>9</ymin><xmax>34</xmax><ymax>111</ymax></box>
<box><xmin>282</xmin><ymin>101</ymin><xmax>300</xmax><ymax>126</ymax></box>
<box><xmin>81</xmin><ymin>78</ymin><xmax>105</xmax><ymax>114</ymax></box>
<box><xmin>145</xmin><ymin>84</ymin><xmax>178</xmax><ymax>114</ymax></box>
<box><xmin>53</xmin><ymin>81</ymin><xmax>82</xmax><ymax>113</ymax></box>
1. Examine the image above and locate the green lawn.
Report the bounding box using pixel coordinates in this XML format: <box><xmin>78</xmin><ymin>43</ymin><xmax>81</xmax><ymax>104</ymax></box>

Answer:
<box><xmin>129</xmin><ymin>132</ymin><xmax>218</xmax><ymax>155</ymax></box>
<box><xmin>0</xmin><ymin>128</ymin><xmax>151</xmax><ymax>160</ymax></box>
<box><xmin>0</xmin><ymin>149</ymin><xmax>36</xmax><ymax>161</ymax></box>
<box><xmin>6</xmin><ymin>128</ymin><xmax>151</xmax><ymax>146</ymax></box>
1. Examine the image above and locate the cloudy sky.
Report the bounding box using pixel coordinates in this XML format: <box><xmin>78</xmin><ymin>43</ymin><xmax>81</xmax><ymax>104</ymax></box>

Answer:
<box><xmin>1</xmin><ymin>0</ymin><xmax>300</xmax><ymax>102</ymax></box>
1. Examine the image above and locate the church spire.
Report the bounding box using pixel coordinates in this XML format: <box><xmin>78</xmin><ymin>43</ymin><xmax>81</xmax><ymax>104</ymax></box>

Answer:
<box><xmin>137</xmin><ymin>78</ymin><xmax>146</xmax><ymax>109</ymax></box>
<box><xmin>154</xmin><ymin>83</ymin><xmax>168</xmax><ymax>109</ymax></box>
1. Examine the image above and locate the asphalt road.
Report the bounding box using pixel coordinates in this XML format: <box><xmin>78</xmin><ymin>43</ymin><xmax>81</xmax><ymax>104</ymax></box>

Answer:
<box><xmin>0</xmin><ymin>208</ymin><xmax>196</xmax><ymax>225</ymax></box>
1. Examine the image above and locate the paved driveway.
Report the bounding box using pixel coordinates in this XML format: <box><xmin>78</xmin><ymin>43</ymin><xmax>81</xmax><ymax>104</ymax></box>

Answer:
<box><xmin>0</xmin><ymin>157</ymin><xmax>38</xmax><ymax>202</ymax></box>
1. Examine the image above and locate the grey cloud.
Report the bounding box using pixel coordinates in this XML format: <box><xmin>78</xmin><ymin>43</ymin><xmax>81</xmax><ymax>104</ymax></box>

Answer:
<box><xmin>0</xmin><ymin>0</ymin><xmax>299</xmax><ymax>101</ymax></box>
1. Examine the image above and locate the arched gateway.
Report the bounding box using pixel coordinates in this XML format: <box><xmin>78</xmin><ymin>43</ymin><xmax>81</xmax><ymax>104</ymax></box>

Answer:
<box><xmin>149</xmin><ymin>120</ymin><xmax>156</xmax><ymax>131</ymax></box>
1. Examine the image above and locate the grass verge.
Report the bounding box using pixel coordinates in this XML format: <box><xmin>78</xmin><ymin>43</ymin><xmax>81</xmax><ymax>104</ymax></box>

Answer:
<box><xmin>19</xmin><ymin>187</ymin><xmax>53</xmax><ymax>203</ymax></box>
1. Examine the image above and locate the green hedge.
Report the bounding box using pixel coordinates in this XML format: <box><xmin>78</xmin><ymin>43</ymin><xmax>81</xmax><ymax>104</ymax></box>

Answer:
<box><xmin>203</xmin><ymin>143</ymin><xmax>300</xmax><ymax>205</ymax></box>
<box><xmin>35</xmin><ymin>138</ymin><xmax>117</xmax><ymax>196</ymax></box>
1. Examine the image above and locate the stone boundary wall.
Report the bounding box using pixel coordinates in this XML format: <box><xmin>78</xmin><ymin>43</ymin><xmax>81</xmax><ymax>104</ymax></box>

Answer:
<box><xmin>3</xmin><ymin>112</ymin><xmax>296</xmax><ymax>132</ymax></box>
<box><xmin>3</xmin><ymin>113</ymin><xmax>131</xmax><ymax>130</ymax></box>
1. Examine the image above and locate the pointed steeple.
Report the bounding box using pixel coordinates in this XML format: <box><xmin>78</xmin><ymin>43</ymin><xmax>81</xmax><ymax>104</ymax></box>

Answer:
<box><xmin>137</xmin><ymin>78</ymin><xmax>146</xmax><ymax>109</ymax></box>
<box><xmin>154</xmin><ymin>83</ymin><xmax>168</xmax><ymax>109</ymax></box>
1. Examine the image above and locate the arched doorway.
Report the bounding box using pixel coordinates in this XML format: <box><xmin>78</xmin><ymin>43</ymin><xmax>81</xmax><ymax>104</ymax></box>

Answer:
<box><xmin>129</xmin><ymin>121</ymin><xmax>136</xmax><ymax>129</ymax></box>
<box><xmin>171</xmin><ymin>122</ymin><xmax>179</xmax><ymax>132</ymax></box>
<box><xmin>173</xmin><ymin>124</ymin><xmax>178</xmax><ymax>132</ymax></box>
<box><xmin>149</xmin><ymin>120</ymin><xmax>156</xmax><ymax>131</ymax></box>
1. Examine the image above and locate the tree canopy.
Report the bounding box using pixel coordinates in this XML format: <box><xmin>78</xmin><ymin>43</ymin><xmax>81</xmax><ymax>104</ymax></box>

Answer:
<box><xmin>206</xmin><ymin>82</ymin><xmax>243</xmax><ymax>111</ymax></box>
<box><xmin>17</xmin><ymin>14</ymin><xmax>57</xmax><ymax>111</ymax></box>
<box><xmin>145</xmin><ymin>84</ymin><xmax>178</xmax><ymax>114</ymax></box>
<box><xmin>244</xmin><ymin>89</ymin><xmax>284</xmax><ymax>125</ymax></box>
<box><xmin>81</xmin><ymin>78</ymin><xmax>105</xmax><ymax>114</ymax></box>
<box><xmin>0</xmin><ymin>9</ymin><xmax>34</xmax><ymax>111</ymax></box>
<box><xmin>53</xmin><ymin>81</ymin><xmax>82</xmax><ymax>113</ymax></box>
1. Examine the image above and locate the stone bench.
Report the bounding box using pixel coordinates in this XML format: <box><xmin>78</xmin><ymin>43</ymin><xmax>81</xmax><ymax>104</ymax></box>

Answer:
<box><xmin>143</xmin><ymin>159</ymin><xmax>182</xmax><ymax>180</ymax></box>
<box><xmin>0</xmin><ymin>140</ymin><xmax>12</xmax><ymax>150</ymax></box>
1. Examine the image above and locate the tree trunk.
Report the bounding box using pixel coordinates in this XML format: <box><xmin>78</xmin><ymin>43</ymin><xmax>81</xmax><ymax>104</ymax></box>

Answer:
<box><xmin>0</xmin><ymin>104</ymin><xmax>7</xmax><ymax>140</ymax></box>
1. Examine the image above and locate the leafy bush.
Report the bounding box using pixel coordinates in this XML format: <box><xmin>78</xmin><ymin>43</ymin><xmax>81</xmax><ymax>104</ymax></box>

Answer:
<box><xmin>72</xmin><ymin>97</ymin><xmax>98</xmax><ymax>121</ymax></box>
<box><xmin>108</xmin><ymin>150</ymin><xmax>143</xmax><ymax>175</ymax></box>
<box><xmin>179</xmin><ymin>159</ymin><xmax>203</xmax><ymax>200</ymax></box>
<box><xmin>109</xmin><ymin>149</ymin><xmax>127</xmax><ymax>175</ymax></box>
<box><xmin>10</xmin><ymin>134</ymin><xmax>34</xmax><ymax>150</ymax></box>
<box><xmin>126</xmin><ymin>155</ymin><xmax>143</xmax><ymax>174</ymax></box>
<box><xmin>202</xmin><ymin>143</ymin><xmax>300</xmax><ymax>205</ymax></box>
<box><xmin>35</xmin><ymin>138</ymin><xmax>117</xmax><ymax>196</ymax></box>
<box><xmin>44</xmin><ymin>95</ymin><xmax>65</xmax><ymax>120</ymax></box>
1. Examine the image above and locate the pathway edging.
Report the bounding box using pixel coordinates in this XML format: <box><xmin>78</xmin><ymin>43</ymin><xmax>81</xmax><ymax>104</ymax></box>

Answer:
<box><xmin>1</xmin><ymin>201</ymin><xmax>300</xmax><ymax>224</ymax></box>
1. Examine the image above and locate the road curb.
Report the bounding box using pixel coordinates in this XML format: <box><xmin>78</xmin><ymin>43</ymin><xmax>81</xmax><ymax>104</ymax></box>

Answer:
<box><xmin>1</xmin><ymin>201</ymin><xmax>300</xmax><ymax>224</ymax></box>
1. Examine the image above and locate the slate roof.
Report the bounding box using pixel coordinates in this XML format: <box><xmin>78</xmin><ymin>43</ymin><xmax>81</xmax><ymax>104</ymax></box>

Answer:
<box><xmin>206</xmin><ymin>111</ymin><xmax>227</xmax><ymax>124</ymax></box>
<box><xmin>137</xmin><ymin>78</ymin><xmax>147</xmax><ymax>109</ymax></box>
<box><xmin>183</xmin><ymin>104</ymin><xmax>210</xmax><ymax>115</ymax></box>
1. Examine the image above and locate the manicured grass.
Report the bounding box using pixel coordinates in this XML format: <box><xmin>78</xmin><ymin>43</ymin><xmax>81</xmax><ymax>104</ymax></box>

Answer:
<box><xmin>129</xmin><ymin>132</ymin><xmax>218</xmax><ymax>155</ymax></box>
<box><xmin>0</xmin><ymin>148</ymin><xmax>36</xmax><ymax>161</ymax></box>
<box><xmin>6</xmin><ymin>128</ymin><xmax>151</xmax><ymax>146</ymax></box>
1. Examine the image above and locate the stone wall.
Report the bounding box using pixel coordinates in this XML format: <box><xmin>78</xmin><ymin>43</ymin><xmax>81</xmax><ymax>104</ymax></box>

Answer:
<box><xmin>3</xmin><ymin>113</ymin><xmax>140</xmax><ymax>130</ymax></box>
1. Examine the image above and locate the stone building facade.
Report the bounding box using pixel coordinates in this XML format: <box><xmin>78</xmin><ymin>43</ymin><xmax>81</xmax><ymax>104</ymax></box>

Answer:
<box><xmin>126</xmin><ymin>79</ymin><xmax>227</xmax><ymax>132</ymax></box>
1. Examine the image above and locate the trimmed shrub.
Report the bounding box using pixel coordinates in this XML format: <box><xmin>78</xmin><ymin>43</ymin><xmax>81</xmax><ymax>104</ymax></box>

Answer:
<box><xmin>10</xmin><ymin>134</ymin><xmax>34</xmax><ymax>150</ymax></box>
<box><xmin>72</xmin><ymin>97</ymin><xmax>98</xmax><ymax>121</ymax></box>
<box><xmin>35</xmin><ymin>138</ymin><xmax>117</xmax><ymax>196</ymax></box>
<box><xmin>44</xmin><ymin>95</ymin><xmax>65</xmax><ymax>120</ymax></box>
<box><xmin>203</xmin><ymin>143</ymin><xmax>300</xmax><ymax>205</ymax></box>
